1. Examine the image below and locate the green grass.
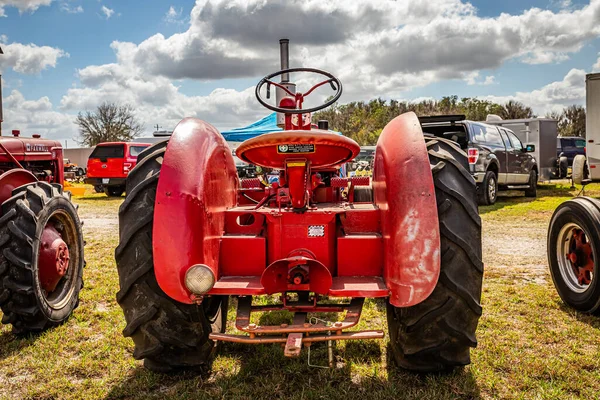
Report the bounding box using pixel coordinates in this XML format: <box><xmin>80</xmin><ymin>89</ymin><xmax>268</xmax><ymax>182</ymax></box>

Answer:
<box><xmin>1</xmin><ymin>183</ymin><xmax>600</xmax><ymax>399</ymax></box>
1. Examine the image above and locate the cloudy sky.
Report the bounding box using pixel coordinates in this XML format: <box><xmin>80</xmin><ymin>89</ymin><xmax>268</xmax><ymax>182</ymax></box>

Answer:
<box><xmin>1</xmin><ymin>0</ymin><xmax>599</xmax><ymax>146</ymax></box>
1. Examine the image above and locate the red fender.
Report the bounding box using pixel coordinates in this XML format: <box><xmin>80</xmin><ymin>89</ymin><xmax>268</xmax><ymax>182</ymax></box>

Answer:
<box><xmin>0</xmin><ymin>169</ymin><xmax>38</xmax><ymax>209</ymax></box>
<box><xmin>153</xmin><ymin>118</ymin><xmax>238</xmax><ymax>304</ymax></box>
<box><xmin>373</xmin><ymin>112</ymin><xmax>440</xmax><ymax>307</ymax></box>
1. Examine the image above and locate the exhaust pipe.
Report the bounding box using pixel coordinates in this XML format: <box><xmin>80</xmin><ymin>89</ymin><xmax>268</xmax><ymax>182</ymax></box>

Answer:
<box><xmin>280</xmin><ymin>39</ymin><xmax>290</xmax><ymax>82</ymax></box>
<box><xmin>276</xmin><ymin>39</ymin><xmax>296</xmax><ymax>128</ymax></box>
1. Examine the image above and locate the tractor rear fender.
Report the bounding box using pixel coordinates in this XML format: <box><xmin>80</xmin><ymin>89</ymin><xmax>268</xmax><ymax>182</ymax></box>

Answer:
<box><xmin>153</xmin><ymin>118</ymin><xmax>238</xmax><ymax>304</ymax></box>
<box><xmin>373</xmin><ymin>112</ymin><xmax>441</xmax><ymax>307</ymax></box>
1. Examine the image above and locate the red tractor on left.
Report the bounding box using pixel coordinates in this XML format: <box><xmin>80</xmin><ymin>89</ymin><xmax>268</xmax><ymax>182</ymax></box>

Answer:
<box><xmin>0</xmin><ymin>69</ymin><xmax>85</xmax><ymax>334</ymax></box>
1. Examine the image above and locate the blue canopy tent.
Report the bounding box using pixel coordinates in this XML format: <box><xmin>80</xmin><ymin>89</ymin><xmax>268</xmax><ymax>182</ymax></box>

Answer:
<box><xmin>220</xmin><ymin>113</ymin><xmax>281</xmax><ymax>142</ymax></box>
<box><xmin>220</xmin><ymin>113</ymin><xmax>342</xmax><ymax>142</ymax></box>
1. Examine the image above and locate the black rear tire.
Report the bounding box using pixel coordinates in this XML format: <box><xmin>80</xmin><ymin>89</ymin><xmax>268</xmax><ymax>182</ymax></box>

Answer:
<box><xmin>547</xmin><ymin>197</ymin><xmax>600</xmax><ymax>313</ymax></box>
<box><xmin>94</xmin><ymin>185</ymin><xmax>103</xmax><ymax>193</ymax></box>
<box><xmin>115</xmin><ymin>142</ymin><xmax>228</xmax><ymax>373</ymax></box>
<box><xmin>477</xmin><ymin>170</ymin><xmax>497</xmax><ymax>205</ymax></box>
<box><xmin>105</xmin><ymin>186</ymin><xmax>124</xmax><ymax>197</ymax></box>
<box><xmin>0</xmin><ymin>182</ymin><xmax>84</xmax><ymax>333</ymax></box>
<box><xmin>524</xmin><ymin>170</ymin><xmax>537</xmax><ymax>197</ymax></box>
<box><xmin>387</xmin><ymin>137</ymin><xmax>483</xmax><ymax>372</ymax></box>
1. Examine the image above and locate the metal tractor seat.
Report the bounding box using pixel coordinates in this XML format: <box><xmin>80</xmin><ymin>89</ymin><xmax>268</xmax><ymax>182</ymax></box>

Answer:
<box><xmin>236</xmin><ymin>129</ymin><xmax>361</xmax><ymax>170</ymax></box>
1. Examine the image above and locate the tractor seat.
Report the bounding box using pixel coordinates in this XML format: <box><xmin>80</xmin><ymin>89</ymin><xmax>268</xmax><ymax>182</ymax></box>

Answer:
<box><xmin>236</xmin><ymin>130</ymin><xmax>361</xmax><ymax>170</ymax></box>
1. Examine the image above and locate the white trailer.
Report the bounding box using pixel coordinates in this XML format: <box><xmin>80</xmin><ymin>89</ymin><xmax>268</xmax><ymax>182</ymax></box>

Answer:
<box><xmin>586</xmin><ymin>73</ymin><xmax>600</xmax><ymax>180</ymax></box>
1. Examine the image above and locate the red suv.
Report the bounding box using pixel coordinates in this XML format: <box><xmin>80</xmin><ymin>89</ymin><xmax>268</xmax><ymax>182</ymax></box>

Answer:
<box><xmin>85</xmin><ymin>142</ymin><xmax>151</xmax><ymax>196</ymax></box>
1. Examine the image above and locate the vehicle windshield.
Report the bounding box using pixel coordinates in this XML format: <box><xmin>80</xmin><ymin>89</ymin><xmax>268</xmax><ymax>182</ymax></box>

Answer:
<box><xmin>90</xmin><ymin>145</ymin><xmax>125</xmax><ymax>158</ymax></box>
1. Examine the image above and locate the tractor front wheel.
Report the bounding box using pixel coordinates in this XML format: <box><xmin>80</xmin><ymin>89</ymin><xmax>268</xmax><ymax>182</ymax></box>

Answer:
<box><xmin>387</xmin><ymin>137</ymin><xmax>483</xmax><ymax>372</ymax></box>
<box><xmin>0</xmin><ymin>182</ymin><xmax>84</xmax><ymax>333</ymax></box>
<box><xmin>115</xmin><ymin>142</ymin><xmax>228</xmax><ymax>373</ymax></box>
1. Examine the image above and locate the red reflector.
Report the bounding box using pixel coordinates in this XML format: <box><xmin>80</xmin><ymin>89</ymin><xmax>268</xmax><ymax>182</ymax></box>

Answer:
<box><xmin>467</xmin><ymin>148</ymin><xmax>479</xmax><ymax>165</ymax></box>
<box><xmin>591</xmin><ymin>165</ymin><xmax>596</xmax><ymax>169</ymax></box>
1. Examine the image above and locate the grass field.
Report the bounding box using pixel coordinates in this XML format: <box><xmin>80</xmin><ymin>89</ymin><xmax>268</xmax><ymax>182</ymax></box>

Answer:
<box><xmin>1</xmin><ymin>183</ymin><xmax>600</xmax><ymax>399</ymax></box>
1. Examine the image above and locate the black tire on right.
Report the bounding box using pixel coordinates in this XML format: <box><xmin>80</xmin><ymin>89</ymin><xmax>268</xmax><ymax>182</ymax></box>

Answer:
<box><xmin>115</xmin><ymin>141</ymin><xmax>228</xmax><ymax>373</ymax></box>
<box><xmin>547</xmin><ymin>197</ymin><xmax>600</xmax><ymax>313</ymax></box>
<box><xmin>478</xmin><ymin>170</ymin><xmax>497</xmax><ymax>205</ymax></box>
<box><xmin>387</xmin><ymin>137</ymin><xmax>483</xmax><ymax>372</ymax></box>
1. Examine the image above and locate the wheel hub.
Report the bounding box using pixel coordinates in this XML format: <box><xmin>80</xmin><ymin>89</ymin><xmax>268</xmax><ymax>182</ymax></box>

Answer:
<box><xmin>38</xmin><ymin>223</ymin><xmax>70</xmax><ymax>293</ymax></box>
<box><xmin>568</xmin><ymin>229</ymin><xmax>594</xmax><ymax>286</ymax></box>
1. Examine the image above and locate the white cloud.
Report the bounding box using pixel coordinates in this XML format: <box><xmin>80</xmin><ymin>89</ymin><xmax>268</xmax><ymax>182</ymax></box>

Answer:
<box><xmin>485</xmin><ymin>68</ymin><xmax>587</xmax><ymax>115</ymax></box>
<box><xmin>101</xmin><ymin>5</ymin><xmax>114</xmax><ymax>19</ymax></box>
<box><xmin>60</xmin><ymin>3</ymin><xmax>83</xmax><ymax>14</ymax></box>
<box><xmin>0</xmin><ymin>41</ymin><xmax>68</xmax><ymax>74</ymax></box>
<box><xmin>593</xmin><ymin>53</ymin><xmax>600</xmax><ymax>72</ymax></box>
<box><xmin>465</xmin><ymin>72</ymin><xmax>496</xmax><ymax>86</ymax></box>
<box><xmin>164</xmin><ymin>6</ymin><xmax>183</xmax><ymax>24</ymax></box>
<box><xmin>2</xmin><ymin>90</ymin><xmax>78</xmax><ymax>141</ymax></box>
<box><xmin>0</xmin><ymin>0</ymin><xmax>52</xmax><ymax>17</ymax></box>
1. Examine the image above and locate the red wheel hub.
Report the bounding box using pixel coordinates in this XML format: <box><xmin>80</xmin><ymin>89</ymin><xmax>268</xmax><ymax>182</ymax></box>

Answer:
<box><xmin>38</xmin><ymin>223</ymin><xmax>70</xmax><ymax>293</ymax></box>
<box><xmin>568</xmin><ymin>229</ymin><xmax>594</xmax><ymax>285</ymax></box>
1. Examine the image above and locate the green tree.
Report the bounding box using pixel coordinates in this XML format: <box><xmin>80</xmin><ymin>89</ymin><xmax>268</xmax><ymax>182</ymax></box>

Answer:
<box><xmin>558</xmin><ymin>105</ymin><xmax>586</xmax><ymax>137</ymax></box>
<box><xmin>76</xmin><ymin>102</ymin><xmax>144</xmax><ymax>146</ymax></box>
<box><xmin>500</xmin><ymin>100</ymin><xmax>534</xmax><ymax>120</ymax></box>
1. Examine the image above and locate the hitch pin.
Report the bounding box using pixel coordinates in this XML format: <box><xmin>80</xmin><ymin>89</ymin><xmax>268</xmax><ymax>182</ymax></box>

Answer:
<box><xmin>307</xmin><ymin>318</ymin><xmax>334</xmax><ymax>369</ymax></box>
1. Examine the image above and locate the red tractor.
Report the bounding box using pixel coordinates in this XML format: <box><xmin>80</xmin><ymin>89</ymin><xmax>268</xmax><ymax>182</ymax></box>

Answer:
<box><xmin>115</xmin><ymin>40</ymin><xmax>483</xmax><ymax>372</ymax></box>
<box><xmin>0</xmin><ymin>69</ymin><xmax>85</xmax><ymax>333</ymax></box>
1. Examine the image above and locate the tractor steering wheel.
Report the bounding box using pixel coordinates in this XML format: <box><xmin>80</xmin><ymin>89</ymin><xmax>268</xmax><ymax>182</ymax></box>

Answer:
<box><xmin>255</xmin><ymin>67</ymin><xmax>342</xmax><ymax>114</ymax></box>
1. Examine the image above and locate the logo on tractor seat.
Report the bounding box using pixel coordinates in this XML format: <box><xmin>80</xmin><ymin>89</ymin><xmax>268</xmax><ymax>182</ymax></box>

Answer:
<box><xmin>277</xmin><ymin>144</ymin><xmax>315</xmax><ymax>154</ymax></box>
<box><xmin>308</xmin><ymin>225</ymin><xmax>325</xmax><ymax>237</ymax></box>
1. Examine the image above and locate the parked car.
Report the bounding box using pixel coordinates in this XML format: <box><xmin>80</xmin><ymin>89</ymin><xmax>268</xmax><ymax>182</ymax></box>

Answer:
<box><xmin>63</xmin><ymin>158</ymin><xmax>86</xmax><ymax>179</ymax></box>
<box><xmin>85</xmin><ymin>142</ymin><xmax>151</xmax><ymax>196</ymax></box>
<box><xmin>420</xmin><ymin>115</ymin><xmax>538</xmax><ymax>205</ymax></box>
<box><xmin>556</xmin><ymin>136</ymin><xmax>586</xmax><ymax>166</ymax></box>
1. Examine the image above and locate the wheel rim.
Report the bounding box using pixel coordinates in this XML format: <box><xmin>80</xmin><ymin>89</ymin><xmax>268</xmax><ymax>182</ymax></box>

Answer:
<box><xmin>37</xmin><ymin>209</ymin><xmax>81</xmax><ymax>309</ymax></box>
<box><xmin>488</xmin><ymin>176</ymin><xmax>496</xmax><ymax>201</ymax></box>
<box><xmin>556</xmin><ymin>222</ymin><xmax>595</xmax><ymax>293</ymax></box>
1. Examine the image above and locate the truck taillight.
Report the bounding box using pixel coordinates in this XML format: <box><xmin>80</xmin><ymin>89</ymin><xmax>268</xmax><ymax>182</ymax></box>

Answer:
<box><xmin>123</xmin><ymin>162</ymin><xmax>133</xmax><ymax>174</ymax></box>
<box><xmin>467</xmin><ymin>148</ymin><xmax>479</xmax><ymax>165</ymax></box>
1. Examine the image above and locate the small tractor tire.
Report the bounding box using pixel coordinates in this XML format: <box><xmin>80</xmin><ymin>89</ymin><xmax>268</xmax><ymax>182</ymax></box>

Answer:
<box><xmin>115</xmin><ymin>142</ymin><xmax>228</xmax><ymax>373</ymax></box>
<box><xmin>93</xmin><ymin>185</ymin><xmax>104</xmax><ymax>194</ymax></box>
<box><xmin>547</xmin><ymin>197</ymin><xmax>600</xmax><ymax>313</ymax></box>
<box><xmin>0</xmin><ymin>182</ymin><xmax>84</xmax><ymax>333</ymax></box>
<box><xmin>572</xmin><ymin>155</ymin><xmax>586</xmax><ymax>185</ymax></box>
<box><xmin>524</xmin><ymin>169</ymin><xmax>537</xmax><ymax>198</ymax></box>
<box><xmin>104</xmin><ymin>186</ymin><xmax>124</xmax><ymax>197</ymax></box>
<box><xmin>477</xmin><ymin>170</ymin><xmax>497</xmax><ymax>205</ymax></box>
<box><xmin>387</xmin><ymin>137</ymin><xmax>483</xmax><ymax>372</ymax></box>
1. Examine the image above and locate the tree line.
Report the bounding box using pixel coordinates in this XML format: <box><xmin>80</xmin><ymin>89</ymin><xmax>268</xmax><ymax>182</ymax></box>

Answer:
<box><xmin>314</xmin><ymin>96</ymin><xmax>586</xmax><ymax>145</ymax></box>
<box><xmin>76</xmin><ymin>98</ymin><xmax>586</xmax><ymax>146</ymax></box>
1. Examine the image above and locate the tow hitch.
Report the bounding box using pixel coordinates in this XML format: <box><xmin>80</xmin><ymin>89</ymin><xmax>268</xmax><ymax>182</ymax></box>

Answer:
<box><xmin>208</xmin><ymin>296</ymin><xmax>384</xmax><ymax>368</ymax></box>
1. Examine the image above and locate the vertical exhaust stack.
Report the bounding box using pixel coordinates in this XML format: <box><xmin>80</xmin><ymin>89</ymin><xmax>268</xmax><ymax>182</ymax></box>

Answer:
<box><xmin>276</xmin><ymin>39</ymin><xmax>296</xmax><ymax>128</ymax></box>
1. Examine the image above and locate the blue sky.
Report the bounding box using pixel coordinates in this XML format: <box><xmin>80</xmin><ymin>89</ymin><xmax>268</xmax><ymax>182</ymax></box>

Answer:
<box><xmin>0</xmin><ymin>0</ymin><xmax>599</xmax><ymax>145</ymax></box>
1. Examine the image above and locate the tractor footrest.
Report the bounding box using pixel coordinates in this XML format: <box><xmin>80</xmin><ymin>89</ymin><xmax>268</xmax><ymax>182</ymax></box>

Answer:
<box><xmin>209</xmin><ymin>330</ymin><xmax>384</xmax><ymax>344</ymax></box>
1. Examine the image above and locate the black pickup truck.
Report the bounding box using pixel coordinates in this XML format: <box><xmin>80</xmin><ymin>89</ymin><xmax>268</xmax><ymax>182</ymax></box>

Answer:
<box><xmin>420</xmin><ymin>115</ymin><xmax>538</xmax><ymax>205</ymax></box>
